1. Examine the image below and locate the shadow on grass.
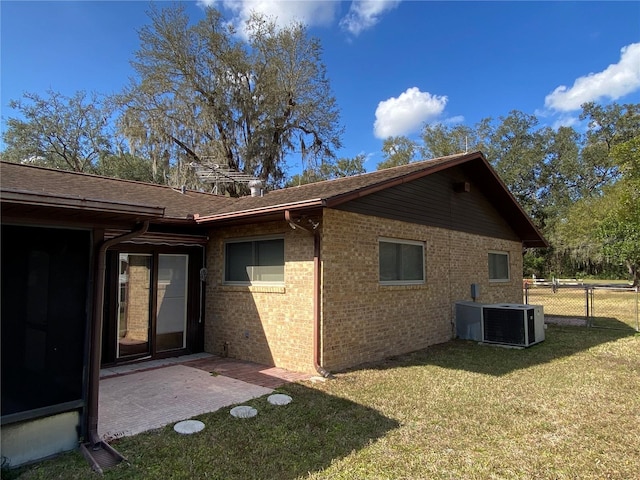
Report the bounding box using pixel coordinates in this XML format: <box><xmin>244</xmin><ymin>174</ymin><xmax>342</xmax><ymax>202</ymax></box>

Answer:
<box><xmin>10</xmin><ymin>383</ymin><xmax>399</xmax><ymax>480</ymax></box>
<box><xmin>357</xmin><ymin>324</ymin><xmax>637</xmax><ymax>377</ymax></box>
<box><xmin>112</xmin><ymin>383</ymin><xmax>398</xmax><ymax>480</ymax></box>
<box><xmin>591</xmin><ymin>316</ymin><xmax>639</xmax><ymax>331</ymax></box>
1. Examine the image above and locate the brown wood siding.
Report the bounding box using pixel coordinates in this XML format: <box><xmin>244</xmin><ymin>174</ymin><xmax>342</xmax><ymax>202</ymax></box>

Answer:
<box><xmin>336</xmin><ymin>167</ymin><xmax>520</xmax><ymax>241</ymax></box>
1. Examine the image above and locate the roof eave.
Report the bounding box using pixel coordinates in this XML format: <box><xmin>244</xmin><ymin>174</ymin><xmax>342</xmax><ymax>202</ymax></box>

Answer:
<box><xmin>194</xmin><ymin>198</ymin><xmax>325</xmax><ymax>224</ymax></box>
<box><xmin>523</xmin><ymin>238</ymin><xmax>549</xmax><ymax>249</ymax></box>
<box><xmin>0</xmin><ymin>189</ymin><xmax>165</xmax><ymax>218</ymax></box>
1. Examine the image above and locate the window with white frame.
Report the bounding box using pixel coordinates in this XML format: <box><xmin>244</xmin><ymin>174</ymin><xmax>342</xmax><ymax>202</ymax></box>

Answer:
<box><xmin>224</xmin><ymin>237</ymin><xmax>284</xmax><ymax>284</ymax></box>
<box><xmin>488</xmin><ymin>251</ymin><xmax>510</xmax><ymax>282</ymax></box>
<box><xmin>379</xmin><ymin>238</ymin><xmax>425</xmax><ymax>285</ymax></box>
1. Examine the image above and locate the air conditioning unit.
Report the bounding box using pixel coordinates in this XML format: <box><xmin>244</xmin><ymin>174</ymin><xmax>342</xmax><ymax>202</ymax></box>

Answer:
<box><xmin>482</xmin><ymin>303</ymin><xmax>545</xmax><ymax>347</ymax></box>
<box><xmin>455</xmin><ymin>301</ymin><xmax>485</xmax><ymax>341</ymax></box>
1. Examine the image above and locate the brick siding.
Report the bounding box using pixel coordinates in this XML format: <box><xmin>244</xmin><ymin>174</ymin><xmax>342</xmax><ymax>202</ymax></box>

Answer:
<box><xmin>205</xmin><ymin>208</ymin><xmax>523</xmax><ymax>374</ymax></box>
<box><xmin>320</xmin><ymin>208</ymin><xmax>523</xmax><ymax>371</ymax></box>
<box><xmin>204</xmin><ymin>222</ymin><xmax>316</xmax><ymax>373</ymax></box>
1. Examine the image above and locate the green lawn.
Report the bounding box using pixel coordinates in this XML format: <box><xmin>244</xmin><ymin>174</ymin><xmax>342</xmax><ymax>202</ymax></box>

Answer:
<box><xmin>7</xmin><ymin>325</ymin><xmax>640</xmax><ymax>480</ymax></box>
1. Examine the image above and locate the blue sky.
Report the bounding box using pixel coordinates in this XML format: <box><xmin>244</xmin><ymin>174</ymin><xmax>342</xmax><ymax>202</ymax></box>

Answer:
<box><xmin>1</xmin><ymin>1</ymin><xmax>639</xmax><ymax>173</ymax></box>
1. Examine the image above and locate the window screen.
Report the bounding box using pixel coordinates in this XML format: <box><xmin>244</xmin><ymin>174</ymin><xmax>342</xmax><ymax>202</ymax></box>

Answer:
<box><xmin>488</xmin><ymin>252</ymin><xmax>510</xmax><ymax>281</ymax></box>
<box><xmin>379</xmin><ymin>239</ymin><xmax>425</xmax><ymax>284</ymax></box>
<box><xmin>225</xmin><ymin>238</ymin><xmax>284</xmax><ymax>284</ymax></box>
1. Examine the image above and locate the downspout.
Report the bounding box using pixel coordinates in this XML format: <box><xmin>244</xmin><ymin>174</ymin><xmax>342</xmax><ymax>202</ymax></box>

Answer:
<box><xmin>86</xmin><ymin>221</ymin><xmax>150</xmax><ymax>447</ymax></box>
<box><xmin>285</xmin><ymin>210</ymin><xmax>332</xmax><ymax>378</ymax></box>
<box><xmin>313</xmin><ymin>229</ymin><xmax>333</xmax><ymax>379</ymax></box>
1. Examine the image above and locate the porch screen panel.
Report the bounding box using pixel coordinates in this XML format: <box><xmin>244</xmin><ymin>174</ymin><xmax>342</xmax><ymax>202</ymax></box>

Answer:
<box><xmin>1</xmin><ymin>226</ymin><xmax>90</xmax><ymax>417</ymax></box>
<box><xmin>156</xmin><ymin>254</ymin><xmax>188</xmax><ymax>352</ymax></box>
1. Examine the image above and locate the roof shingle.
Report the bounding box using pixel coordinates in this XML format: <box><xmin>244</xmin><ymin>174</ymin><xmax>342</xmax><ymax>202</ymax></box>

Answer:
<box><xmin>0</xmin><ymin>161</ymin><xmax>232</xmax><ymax>220</ymax></box>
<box><xmin>194</xmin><ymin>152</ymin><xmax>476</xmax><ymax>218</ymax></box>
<box><xmin>0</xmin><ymin>152</ymin><xmax>547</xmax><ymax>247</ymax></box>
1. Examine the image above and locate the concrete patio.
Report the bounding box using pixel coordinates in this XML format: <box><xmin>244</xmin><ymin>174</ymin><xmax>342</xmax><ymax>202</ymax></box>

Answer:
<box><xmin>98</xmin><ymin>353</ymin><xmax>311</xmax><ymax>439</ymax></box>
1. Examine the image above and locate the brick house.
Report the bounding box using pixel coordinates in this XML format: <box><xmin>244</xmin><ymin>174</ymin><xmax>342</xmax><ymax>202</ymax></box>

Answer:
<box><xmin>0</xmin><ymin>151</ymin><xmax>546</xmax><ymax>466</ymax></box>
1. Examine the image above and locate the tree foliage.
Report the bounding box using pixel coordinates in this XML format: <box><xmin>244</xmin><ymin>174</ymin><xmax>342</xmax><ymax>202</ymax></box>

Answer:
<box><xmin>377</xmin><ymin>136</ymin><xmax>417</xmax><ymax>169</ymax></box>
<box><xmin>2</xmin><ymin>90</ymin><xmax>112</xmax><ymax>172</ymax></box>
<box><xmin>554</xmin><ymin>177</ymin><xmax>640</xmax><ymax>285</ymax></box>
<box><xmin>420</xmin><ymin>123</ymin><xmax>480</xmax><ymax>159</ymax></box>
<box><xmin>331</xmin><ymin>154</ymin><xmax>366</xmax><ymax>178</ymax></box>
<box><xmin>286</xmin><ymin>154</ymin><xmax>365</xmax><ymax>186</ymax></box>
<box><xmin>118</xmin><ymin>4</ymin><xmax>342</xmax><ymax>192</ymax></box>
<box><xmin>96</xmin><ymin>153</ymin><xmax>156</xmax><ymax>183</ymax></box>
<box><xmin>379</xmin><ymin>102</ymin><xmax>639</xmax><ymax>281</ymax></box>
<box><xmin>597</xmin><ymin>179</ymin><xmax>640</xmax><ymax>286</ymax></box>
<box><xmin>553</xmin><ymin>106</ymin><xmax>640</xmax><ymax>283</ymax></box>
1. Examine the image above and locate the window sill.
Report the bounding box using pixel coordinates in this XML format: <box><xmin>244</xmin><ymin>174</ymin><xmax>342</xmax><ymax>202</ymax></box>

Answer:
<box><xmin>220</xmin><ymin>284</ymin><xmax>286</xmax><ymax>294</ymax></box>
<box><xmin>379</xmin><ymin>283</ymin><xmax>427</xmax><ymax>291</ymax></box>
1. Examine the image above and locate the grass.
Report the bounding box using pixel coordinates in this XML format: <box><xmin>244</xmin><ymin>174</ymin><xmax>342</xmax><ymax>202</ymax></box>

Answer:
<box><xmin>526</xmin><ymin>286</ymin><xmax>639</xmax><ymax>331</ymax></box>
<box><xmin>7</xmin><ymin>325</ymin><xmax>640</xmax><ymax>480</ymax></box>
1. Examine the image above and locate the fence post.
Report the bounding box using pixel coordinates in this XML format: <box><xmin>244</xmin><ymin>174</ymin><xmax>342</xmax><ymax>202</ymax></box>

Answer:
<box><xmin>585</xmin><ymin>286</ymin><xmax>591</xmax><ymax>327</ymax></box>
<box><xmin>589</xmin><ymin>287</ymin><xmax>600</xmax><ymax>327</ymax></box>
<box><xmin>524</xmin><ymin>282</ymin><xmax>529</xmax><ymax>304</ymax></box>
<box><xmin>636</xmin><ymin>287</ymin><xmax>640</xmax><ymax>332</ymax></box>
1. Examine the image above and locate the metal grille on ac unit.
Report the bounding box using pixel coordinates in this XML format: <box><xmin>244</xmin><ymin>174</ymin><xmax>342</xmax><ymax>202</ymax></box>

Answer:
<box><xmin>481</xmin><ymin>304</ymin><xmax>545</xmax><ymax>347</ymax></box>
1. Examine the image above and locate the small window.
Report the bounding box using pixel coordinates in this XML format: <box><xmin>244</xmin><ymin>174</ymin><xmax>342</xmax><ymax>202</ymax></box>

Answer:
<box><xmin>224</xmin><ymin>237</ymin><xmax>284</xmax><ymax>284</ymax></box>
<box><xmin>379</xmin><ymin>238</ymin><xmax>425</xmax><ymax>285</ymax></box>
<box><xmin>488</xmin><ymin>251</ymin><xmax>510</xmax><ymax>282</ymax></box>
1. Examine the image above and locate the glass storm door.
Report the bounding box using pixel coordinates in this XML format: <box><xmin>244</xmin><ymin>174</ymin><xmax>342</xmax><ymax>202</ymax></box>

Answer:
<box><xmin>156</xmin><ymin>254</ymin><xmax>188</xmax><ymax>352</ymax></box>
<box><xmin>117</xmin><ymin>254</ymin><xmax>152</xmax><ymax>359</ymax></box>
<box><xmin>115</xmin><ymin>253</ymin><xmax>189</xmax><ymax>359</ymax></box>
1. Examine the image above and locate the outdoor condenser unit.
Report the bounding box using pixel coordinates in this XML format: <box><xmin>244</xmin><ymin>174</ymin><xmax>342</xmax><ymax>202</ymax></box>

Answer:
<box><xmin>482</xmin><ymin>303</ymin><xmax>545</xmax><ymax>347</ymax></box>
<box><xmin>455</xmin><ymin>301</ymin><xmax>485</xmax><ymax>341</ymax></box>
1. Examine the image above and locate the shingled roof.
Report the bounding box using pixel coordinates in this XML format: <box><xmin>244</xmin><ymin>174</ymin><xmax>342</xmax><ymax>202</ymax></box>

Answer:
<box><xmin>192</xmin><ymin>151</ymin><xmax>546</xmax><ymax>248</ymax></box>
<box><xmin>0</xmin><ymin>161</ymin><xmax>232</xmax><ymax>223</ymax></box>
<box><xmin>193</xmin><ymin>152</ymin><xmax>472</xmax><ymax>220</ymax></box>
<box><xmin>0</xmin><ymin>152</ymin><xmax>547</xmax><ymax>247</ymax></box>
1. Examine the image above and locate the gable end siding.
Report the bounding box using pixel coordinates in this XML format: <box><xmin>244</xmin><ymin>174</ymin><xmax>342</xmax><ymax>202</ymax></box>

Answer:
<box><xmin>336</xmin><ymin>167</ymin><xmax>520</xmax><ymax>242</ymax></box>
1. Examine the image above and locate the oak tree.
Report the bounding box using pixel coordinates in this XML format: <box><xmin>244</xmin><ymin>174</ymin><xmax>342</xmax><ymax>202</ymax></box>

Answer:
<box><xmin>2</xmin><ymin>90</ymin><xmax>112</xmax><ymax>172</ymax></box>
<box><xmin>118</xmin><ymin>4</ymin><xmax>342</xmax><ymax>192</ymax></box>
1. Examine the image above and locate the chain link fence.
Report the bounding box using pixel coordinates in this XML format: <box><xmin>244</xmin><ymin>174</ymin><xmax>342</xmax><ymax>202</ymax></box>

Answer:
<box><xmin>523</xmin><ymin>280</ymin><xmax>639</xmax><ymax>332</ymax></box>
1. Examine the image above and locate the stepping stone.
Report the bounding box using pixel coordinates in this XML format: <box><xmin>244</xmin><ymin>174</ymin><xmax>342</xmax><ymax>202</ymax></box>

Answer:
<box><xmin>268</xmin><ymin>394</ymin><xmax>292</xmax><ymax>405</ymax></box>
<box><xmin>174</xmin><ymin>420</ymin><xmax>205</xmax><ymax>434</ymax></box>
<box><xmin>230</xmin><ymin>405</ymin><xmax>258</xmax><ymax>418</ymax></box>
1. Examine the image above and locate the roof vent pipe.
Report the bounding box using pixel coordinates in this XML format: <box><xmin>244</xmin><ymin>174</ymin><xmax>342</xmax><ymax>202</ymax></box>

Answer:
<box><xmin>248</xmin><ymin>179</ymin><xmax>264</xmax><ymax>197</ymax></box>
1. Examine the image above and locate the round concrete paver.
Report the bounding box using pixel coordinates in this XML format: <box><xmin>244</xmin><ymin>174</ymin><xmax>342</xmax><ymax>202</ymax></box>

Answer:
<box><xmin>268</xmin><ymin>394</ymin><xmax>292</xmax><ymax>405</ymax></box>
<box><xmin>174</xmin><ymin>420</ymin><xmax>205</xmax><ymax>434</ymax></box>
<box><xmin>230</xmin><ymin>405</ymin><xmax>258</xmax><ymax>418</ymax></box>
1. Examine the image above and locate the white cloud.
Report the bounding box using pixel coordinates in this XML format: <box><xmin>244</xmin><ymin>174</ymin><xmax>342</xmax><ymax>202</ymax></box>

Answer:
<box><xmin>340</xmin><ymin>0</ymin><xmax>401</xmax><ymax>36</ymax></box>
<box><xmin>199</xmin><ymin>0</ymin><xmax>338</xmax><ymax>38</ymax></box>
<box><xmin>551</xmin><ymin>115</ymin><xmax>579</xmax><ymax>130</ymax></box>
<box><xmin>374</xmin><ymin>87</ymin><xmax>447</xmax><ymax>139</ymax></box>
<box><xmin>443</xmin><ymin>115</ymin><xmax>465</xmax><ymax>125</ymax></box>
<box><xmin>545</xmin><ymin>42</ymin><xmax>640</xmax><ymax>112</ymax></box>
